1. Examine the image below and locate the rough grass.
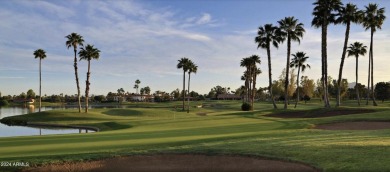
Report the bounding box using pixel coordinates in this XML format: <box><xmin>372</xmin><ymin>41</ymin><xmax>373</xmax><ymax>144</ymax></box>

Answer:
<box><xmin>1</xmin><ymin>100</ymin><xmax>390</xmax><ymax>172</ymax></box>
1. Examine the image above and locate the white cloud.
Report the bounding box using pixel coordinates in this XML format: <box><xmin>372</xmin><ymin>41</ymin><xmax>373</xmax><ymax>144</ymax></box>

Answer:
<box><xmin>196</xmin><ymin>13</ymin><xmax>212</xmax><ymax>24</ymax></box>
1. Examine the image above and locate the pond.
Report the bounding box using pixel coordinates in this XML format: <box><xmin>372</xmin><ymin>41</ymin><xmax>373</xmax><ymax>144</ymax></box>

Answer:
<box><xmin>0</xmin><ymin>105</ymin><xmax>93</xmax><ymax>138</ymax></box>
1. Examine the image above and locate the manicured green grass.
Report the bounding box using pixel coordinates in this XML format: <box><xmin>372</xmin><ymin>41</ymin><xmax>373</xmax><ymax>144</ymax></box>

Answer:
<box><xmin>1</xmin><ymin>100</ymin><xmax>390</xmax><ymax>171</ymax></box>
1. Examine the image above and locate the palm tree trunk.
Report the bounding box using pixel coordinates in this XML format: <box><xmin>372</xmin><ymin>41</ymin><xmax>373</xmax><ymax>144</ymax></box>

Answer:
<box><xmin>366</xmin><ymin>45</ymin><xmax>371</xmax><ymax>105</ymax></box>
<box><xmin>85</xmin><ymin>60</ymin><xmax>91</xmax><ymax>113</ymax></box>
<box><xmin>336</xmin><ymin>22</ymin><xmax>350</xmax><ymax>107</ymax></box>
<box><xmin>356</xmin><ymin>56</ymin><xmax>360</xmax><ymax>106</ymax></box>
<box><xmin>252</xmin><ymin>70</ymin><xmax>256</xmax><ymax>111</ymax></box>
<box><xmin>267</xmin><ymin>46</ymin><xmax>277</xmax><ymax>109</ymax></box>
<box><xmin>187</xmin><ymin>72</ymin><xmax>190</xmax><ymax>113</ymax></box>
<box><xmin>250</xmin><ymin>67</ymin><xmax>253</xmax><ymax>110</ymax></box>
<box><xmin>182</xmin><ymin>71</ymin><xmax>186</xmax><ymax>111</ymax></box>
<box><xmin>370</xmin><ymin>29</ymin><xmax>377</xmax><ymax>106</ymax></box>
<box><xmin>39</xmin><ymin>58</ymin><xmax>42</xmax><ymax>112</ymax></box>
<box><xmin>322</xmin><ymin>23</ymin><xmax>330</xmax><ymax>108</ymax></box>
<box><xmin>74</xmin><ymin>48</ymin><xmax>82</xmax><ymax>112</ymax></box>
<box><xmin>294</xmin><ymin>66</ymin><xmax>300</xmax><ymax>108</ymax></box>
<box><xmin>284</xmin><ymin>36</ymin><xmax>291</xmax><ymax>109</ymax></box>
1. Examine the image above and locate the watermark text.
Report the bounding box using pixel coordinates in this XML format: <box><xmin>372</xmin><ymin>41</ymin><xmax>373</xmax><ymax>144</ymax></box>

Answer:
<box><xmin>1</xmin><ymin>161</ymin><xmax>29</xmax><ymax>167</ymax></box>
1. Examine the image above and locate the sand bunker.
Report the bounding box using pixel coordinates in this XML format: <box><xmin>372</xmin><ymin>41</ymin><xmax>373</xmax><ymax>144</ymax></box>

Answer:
<box><xmin>315</xmin><ymin>121</ymin><xmax>390</xmax><ymax>130</ymax></box>
<box><xmin>24</xmin><ymin>154</ymin><xmax>318</xmax><ymax>172</ymax></box>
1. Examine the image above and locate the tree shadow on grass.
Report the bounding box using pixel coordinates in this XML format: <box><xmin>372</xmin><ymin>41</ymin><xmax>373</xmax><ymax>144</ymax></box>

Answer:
<box><xmin>102</xmin><ymin>109</ymin><xmax>143</xmax><ymax>117</ymax></box>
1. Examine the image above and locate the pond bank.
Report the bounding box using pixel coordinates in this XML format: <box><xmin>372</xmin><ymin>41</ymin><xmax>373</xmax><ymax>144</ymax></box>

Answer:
<box><xmin>27</xmin><ymin>122</ymin><xmax>100</xmax><ymax>132</ymax></box>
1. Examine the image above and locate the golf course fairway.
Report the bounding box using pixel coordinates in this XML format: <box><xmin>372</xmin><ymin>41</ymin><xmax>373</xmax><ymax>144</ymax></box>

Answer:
<box><xmin>1</xmin><ymin>101</ymin><xmax>390</xmax><ymax>171</ymax></box>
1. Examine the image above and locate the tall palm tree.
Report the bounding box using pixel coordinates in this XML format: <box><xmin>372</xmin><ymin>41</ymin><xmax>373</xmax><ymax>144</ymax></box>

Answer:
<box><xmin>290</xmin><ymin>52</ymin><xmax>310</xmax><ymax>108</ymax></box>
<box><xmin>79</xmin><ymin>44</ymin><xmax>100</xmax><ymax>113</ymax></box>
<box><xmin>135</xmin><ymin>79</ymin><xmax>141</xmax><ymax>94</ymax></box>
<box><xmin>278</xmin><ymin>16</ymin><xmax>305</xmax><ymax>109</ymax></box>
<box><xmin>255</xmin><ymin>24</ymin><xmax>283</xmax><ymax>109</ymax></box>
<box><xmin>66</xmin><ymin>33</ymin><xmax>84</xmax><ymax>113</ymax></box>
<box><xmin>335</xmin><ymin>3</ymin><xmax>363</xmax><ymax>107</ymax></box>
<box><xmin>187</xmin><ymin>60</ymin><xmax>198</xmax><ymax>113</ymax></box>
<box><xmin>363</xmin><ymin>3</ymin><xmax>386</xmax><ymax>106</ymax></box>
<box><xmin>312</xmin><ymin>0</ymin><xmax>342</xmax><ymax>108</ymax></box>
<box><xmin>347</xmin><ymin>42</ymin><xmax>367</xmax><ymax>106</ymax></box>
<box><xmin>240</xmin><ymin>57</ymin><xmax>253</xmax><ymax>105</ymax></box>
<box><xmin>240</xmin><ymin>55</ymin><xmax>261</xmax><ymax>111</ymax></box>
<box><xmin>177</xmin><ymin>57</ymin><xmax>190</xmax><ymax>111</ymax></box>
<box><xmin>249</xmin><ymin>55</ymin><xmax>261</xmax><ymax>111</ymax></box>
<box><xmin>33</xmin><ymin>49</ymin><xmax>46</xmax><ymax>112</ymax></box>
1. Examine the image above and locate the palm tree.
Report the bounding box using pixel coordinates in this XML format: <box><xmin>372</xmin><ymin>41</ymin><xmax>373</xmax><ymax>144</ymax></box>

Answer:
<box><xmin>312</xmin><ymin>0</ymin><xmax>342</xmax><ymax>108</ymax></box>
<box><xmin>290</xmin><ymin>52</ymin><xmax>310</xmax><ymax>108</ymax></box>
<box><xmin>240</xmin><ymin>55</ymin><xmax>261</xmax><ymax>111</ymax></box>
<box><xmin>347</xmin><ymin>42</ymin><xmax>367</xmax><ymax>106</ymax></box>
<box><xmin>177</xmin><ymin>57</ymin><xmax>190</xmax><ymax>111</ymax></box>
<box><xmin>255</xmin><ymin>24</ymin><xmax>283</xmax><ymax>109</ymax></box>
<box><xmin>240</xmin><ymin>57</ymin><xmax>253</xmax><ymax>105</ymax></box>
<box><xmin>79</xmin><ymin>44</ymin><xmax>100</xmax><ymax>113</ymax></box>
<box><xmin>278</xmin><ymin>16</ymin><xmax>305</xmax><ymax>109</ymax></box>
<box><xmin>135</xmin><ymin>79</ymin><xmax>141</xmax><ymax>94</ymax></box>
<box><xmin>33</xmin><ymin>49</ymin><xmax>46</xmax><ymax>112</ymax></box>
<box><xmin>335</xmin><ymin>3</ymin><xmax>363</xmax><ymax>107</ymax></box>
<box><xmin>66</xmin><ymin>33</ymin><xmax>84</xmax><ymax>113</ymax></box>
<box><xmin>187</xmin><ymin>60</ymin><xmax>198</xmax><ymax>113</ymax></box>
<box><xmin>363</xmin><ymin>3</ymin><xmax>386</xmax><ymax>106</ymax></box>
<box><xmin>249</xmin><ymin>55</ymin><xmax>261</xmax><ymax>111</ymax></box>
<box><xmin>241</xmin><ymin>74</ymin><xmax>249</xmax><ymax>103</ymax></box>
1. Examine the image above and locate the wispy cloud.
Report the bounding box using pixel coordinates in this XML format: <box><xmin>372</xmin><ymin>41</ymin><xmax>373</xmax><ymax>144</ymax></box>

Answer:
<box><xmin>181</xmin><ymin>12</ymin><xmax>219</xmax><ymax>28</ymax></box>
<box><xmin>0</xmin><ymin>76</ymin><xmax>25</xmax><ymax>79</ymax></box>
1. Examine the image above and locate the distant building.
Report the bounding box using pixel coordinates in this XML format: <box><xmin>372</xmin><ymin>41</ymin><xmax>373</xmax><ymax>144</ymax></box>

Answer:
<box><xmin>130</xmin><ymin>94</ymin><xmax>154</xmax><ymax>102</ymax></box>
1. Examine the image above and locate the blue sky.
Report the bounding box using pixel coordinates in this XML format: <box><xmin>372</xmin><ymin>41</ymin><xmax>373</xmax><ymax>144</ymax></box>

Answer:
<box><xmin>1</xmin><ymin>0</ymin><xmax>390</xmax><ymax>96</ymax></box>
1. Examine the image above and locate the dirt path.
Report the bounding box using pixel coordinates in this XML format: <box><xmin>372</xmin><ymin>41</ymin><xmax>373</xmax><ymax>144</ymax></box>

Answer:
<box><xmin>23</xmin><ymin>154</ymin><xmax>319</xmax><ymax>172</ymax></box>
<box><xmin>315</xmin><ymin>121</ymin><xmax>390</xmax><ymax>130</ymax></box>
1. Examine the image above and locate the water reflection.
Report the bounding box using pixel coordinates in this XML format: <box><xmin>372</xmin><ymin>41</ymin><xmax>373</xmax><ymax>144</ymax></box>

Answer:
<box><xmin>28</xmin><ymin>105</ymin><xmax>35</xmax><ymax>113</ymax></box>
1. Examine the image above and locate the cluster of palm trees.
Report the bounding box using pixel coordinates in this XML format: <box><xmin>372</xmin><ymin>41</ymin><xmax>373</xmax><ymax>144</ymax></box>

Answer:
<box><xmin>240</xmin><ymin>55</ymin><xmax>261</xmax><ymax>111</ymax></box>
<box><xmin>255</xmin><ymin>17</ymin><xmax>305</xmax><ymax>110</ymax></box>
<box><xmin>313</xmin><ymin>0</ymin><xmax>385</xmax><ymax>107</ymax></box>
<box><xmin>254</xmin><ymin>0</ymin><xmax>385</xmax><ymax>109</ymax></box>
<box><xmin>34</xmin><ymin>33</ymin><xmax>100</xmax><ymax>113</ymax></box>
<box><xmin>65</xmin><ymin>33</ymin><xmax>100</xmax><ymax>113</ymax></box>
<box><xmin>177</xmin><ymin>57</ymin><xmax>198</xmax><ymax>113</ymax></box>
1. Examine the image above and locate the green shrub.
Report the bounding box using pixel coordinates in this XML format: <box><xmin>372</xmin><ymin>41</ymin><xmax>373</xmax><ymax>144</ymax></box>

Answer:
<box><xmin>241</xmin><ymin>102</ymin><xmax>251</xmax><ymax>111</ymax></box>
<box><xmin>0</xmin><ymin>99</ymin><xmax>9</xmax><ymax>106</ymax></box>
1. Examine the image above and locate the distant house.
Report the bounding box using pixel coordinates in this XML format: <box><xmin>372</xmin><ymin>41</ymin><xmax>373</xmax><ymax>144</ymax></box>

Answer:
<box><xmin>130</xmin><ymin>94</ymin><xmax>154</xmax><ymax>102</ymax></box>
<box><xmin>113</xmin><ymin>96</ymin><xmax>126</xmax><ymax>102</ymax></box>
<box><xmin>216</xmin><ymin>94</ymin><xmax>241</xmax><ymax>100</ymax></box>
